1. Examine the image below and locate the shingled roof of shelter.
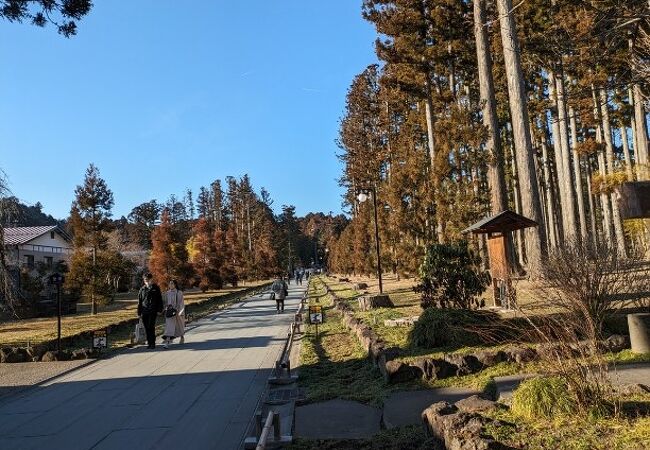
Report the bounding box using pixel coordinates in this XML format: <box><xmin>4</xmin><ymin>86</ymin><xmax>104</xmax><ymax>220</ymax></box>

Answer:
<box><xmin>463</xmin><ymin>210</ymin><xmax>538</xmax><ymax>234</ymax></box>
<box><xmin>3</xmin><ymin>226</ymin><xmax>70</xmax><ymax>246</ymax></box>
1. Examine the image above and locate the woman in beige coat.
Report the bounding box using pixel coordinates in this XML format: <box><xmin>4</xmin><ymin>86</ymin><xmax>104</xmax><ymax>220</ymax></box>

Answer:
<box><xmin>162</xmin><ymin>280</ymin><xmax>185</xmax><ymax>348</ymax></box>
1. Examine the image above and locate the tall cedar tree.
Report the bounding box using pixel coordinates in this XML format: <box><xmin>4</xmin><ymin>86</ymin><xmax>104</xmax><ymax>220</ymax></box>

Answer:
<box><xmin>149</xmin><ymin>209</ymin><xmax>194</xmax><ymax>288</ymax></box>
<box><xmin>189</xmin><ymin>217</ymin><xmax>222</xmax><ymax>291</ymax></box>
<box><xmin>66</xmin><ymin>164</ymin><xmax>117</xmax><ymax>313</ymax></box>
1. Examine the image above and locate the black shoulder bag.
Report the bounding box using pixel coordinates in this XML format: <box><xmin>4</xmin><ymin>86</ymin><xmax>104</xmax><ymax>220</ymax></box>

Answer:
<box><xmin>165</xmin><ymin>291</ymin><xmax>178</xmax><ymax>318</ymax></box>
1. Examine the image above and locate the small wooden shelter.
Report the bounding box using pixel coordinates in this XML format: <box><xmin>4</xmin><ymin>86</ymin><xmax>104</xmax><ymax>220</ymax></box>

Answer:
<box><xmin>617</xmin><ymin>181</ymin><xmax>650</xmax><ymax>219</ymax></box>
<box><xmin>463</xmin><ymin>210</ymin><xmax>538</xmax><ymax>309</ymax></box>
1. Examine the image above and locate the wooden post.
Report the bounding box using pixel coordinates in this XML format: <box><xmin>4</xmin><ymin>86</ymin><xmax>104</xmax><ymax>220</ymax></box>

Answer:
<box><xmin>256</xmin><ymin>412</ymin><xmax>275</xmax><ymax>450</ymax></box>
<box><xmin>273</xmin><ymin>412</ymin><xmax>281</xmax><ymax>441</ymax></box>
<box><xmin>255</xmin><ymin>411</ymin><xmax>263</xmax><ymax>437</ymax></box>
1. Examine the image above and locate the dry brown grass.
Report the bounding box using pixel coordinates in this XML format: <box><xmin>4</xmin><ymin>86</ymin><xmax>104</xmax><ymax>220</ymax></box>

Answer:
<box><xmin>0</xmin><ymin>280</ymin><xmax>270</xmax><ymax>346</ymax></box>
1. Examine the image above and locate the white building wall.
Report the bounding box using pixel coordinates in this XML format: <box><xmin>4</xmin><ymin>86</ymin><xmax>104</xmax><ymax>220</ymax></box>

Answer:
<box><xmin>28</xmin><ymin>232</ymin><xmax>71</xmax><ymax>249</ymax></box>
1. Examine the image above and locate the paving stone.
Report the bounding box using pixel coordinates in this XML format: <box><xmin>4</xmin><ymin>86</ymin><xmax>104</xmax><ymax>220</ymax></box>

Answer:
<box><xmin>383</xmin><ymin>388</ymin><xmax>480</xmax><ymax>429</ymax></box>
<box><xmin>294</xmin><ymin>399</ymin><xmax>381</xmax><ymax>439</ymax></box>
<box><xmin>0</xmin><ymin>285</ymin><xmax>306</xmax><ymax>450</ymax></box>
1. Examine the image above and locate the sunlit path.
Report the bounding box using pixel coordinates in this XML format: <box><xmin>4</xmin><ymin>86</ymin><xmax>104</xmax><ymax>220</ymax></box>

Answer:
<box><xmin>0</xmin><ymin>284</ymin><xmax>307</xmax><ymax>450</ymax></box>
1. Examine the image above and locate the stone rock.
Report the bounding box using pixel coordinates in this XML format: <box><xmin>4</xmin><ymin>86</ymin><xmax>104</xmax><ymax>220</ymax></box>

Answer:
<box><xmin>422</xmin><ymin>401</ymin><xmax>513</xmax><ymax>450</ymax></box>
<box><xmin>454</xmin><ymin>395</ymin><xmax>503</xmax><ymax>413</ymax></box>
<box><xmin>536</xmin><ymin>342</ymin><xmax>562</xmax><ymax>359</ymax></box>
<box><xmin>473</xmin><ymin>350</ymin><xmax>506</xmax><ymax>367</ymax></box>
<box><xmin>71</xmin><ymin>348</ymin><xmax>97</xmax><ymax>360</ymax></box>
<box><xmin>0</xmin><ymin>347</ymin><xmax>27</xmax><ymax>363</ymax></box>
<box><xmin>384</xmin><ymin>360</ymin><xmax>422</xmax><ymax>384</ymax></box>
<box><xmin>354</xmin><ymin>282</ymin><xmax>369</xmax><ymax>290</ymax></box>
<box><xmin>41</xmin><ymin>351</ymin><xmax>57</xmax><ymax>362</ymax></box>
<box><xmin>384</xmin><ymin>316</ymin><xmax>420</xmax><ymax>327</ymax></box>
<box><xmin>603</xmin><ymin>334</ymin><xmax>629</xmax><ymax>353</ymax></box>
<box><xmin>444</xmin><ymin>354</ymin><xmax>484</xmax><ymax>376</ymax></box>
<box><xmin>384</xmin><ymin>346</ymin><xmax>403</xmax><ymax>362</ymax></box>
<box><xmin>415</xmin><ymin>358</ymin><xmax>458</xmax><ymax>381</ymax></box>
<box><xmin>0</xmin><ymin>347</ymin><xmax>11</xmax><ymax>363</ymax></box>
<box><xmin>41</xmin><ymin>350</ymin><xmax>72</xmax><ymax>362</ymax></box>
<box><xmin>26</xmin><ymin>346</ymin><xmax>47</xmax><ymax>362</ymax></box>
<box><xmin>378</xmin><ymin>347</ymin><xmax>401</xmax><ymax>374</ymax></box>
<box><xmin>504</xmin><ymin>347</ymin><xmax>538</xmax><ymax>364</ymax></box>
<box><xmin>358</xmin><ymin>294</ymin><xmax>394</xmax><ymax>311</ymax></box>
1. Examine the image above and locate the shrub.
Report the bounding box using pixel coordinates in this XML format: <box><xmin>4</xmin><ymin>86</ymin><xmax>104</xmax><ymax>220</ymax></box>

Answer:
<box><xmin>511</xmin><ymin>376</ymin><xmax>575</xmax><ymax>420</ymax></box>
<box><xmin>414</xmin><ymin>241</ymin><xmax>490</xmax><ymax>309</ymax></box>
<box><xmin>407</xmin><ymin>308</ymin><xmax>499</xmax><ymax>348</ymax></box>
<box><xmin>515</xmin><ymin>240</ymin><xmax>650</xmax><ymax>413</ymax></box>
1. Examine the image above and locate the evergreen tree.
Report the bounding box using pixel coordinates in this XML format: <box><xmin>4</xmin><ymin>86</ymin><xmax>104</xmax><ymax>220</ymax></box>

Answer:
<box><xmin>1</xmin><ymin>0</ymin><xmax>92</xmax><ymax>36</ymax></box>
<box><xmin>66</xmin><ymin>164</ymin><xmax>116</xmax><ymax>314</ymax></box>
<box><xmin>189</xmin><ymin>217</ymin><xmax>221</xmax><ymax>291</ymax></box>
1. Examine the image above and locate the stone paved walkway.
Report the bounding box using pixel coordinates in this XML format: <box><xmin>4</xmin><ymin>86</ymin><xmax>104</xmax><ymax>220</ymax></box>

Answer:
<box><xmin>0</xmin><ymin>284</ymin><xmax>306</xmax><ymax>450</ymax></box>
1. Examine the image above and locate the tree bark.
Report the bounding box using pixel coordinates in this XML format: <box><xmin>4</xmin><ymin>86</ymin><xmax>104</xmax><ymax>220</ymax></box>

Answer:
<box><xmin>620</xmin><ymin>125</ymin><xmax>635</xmax><ymax>181</ymax></box>
<box><xmin>496</xmin><ymin>0</ymin><xmax>547</xmax><ymax>271</ymax></box>
<box><xmin>599</xmin><ymin>89</ymin><xmax>627</xmax><ymax>255</ymax></box>
<box><xmin>585</xmin><ymin>160</ymin><xmax>599</xmax><ymax>247</ymax></box>
<box><xmin>510</xmin><ymin>140</ymin><xmax>526</xmax><ymax>267</ymax></box>
<box><xmin>633</xmin><ymin>84</ymin><xmax>649</xmax><ymax>180</ymax></box>
<box><xmin>592</xmin><ymin>86</ymin><xmax>614</xmax><ymax>244</ymax></box>
<box><xmin>474</xmin><ymin>0</ymin><xmax>507</xmax><ymax>213</ymax></box>
<box><xmin>569</xmin><ymin>106</ymin><xmax>588</xmax><ymax>238</ymax></box>
<box><xmin>548</xmin><ymin>79</ymin><xmax>566</xmax><ymax>244</ymax></box>
<box><xmin>553</xmin><ymin>69</ymin><xmax>579</xmax><ymax>242</ymax></box>
<box><xmin>538</xmin><ymin>119</ymin><xmax>558</xmax><ymax>248</ymax></box>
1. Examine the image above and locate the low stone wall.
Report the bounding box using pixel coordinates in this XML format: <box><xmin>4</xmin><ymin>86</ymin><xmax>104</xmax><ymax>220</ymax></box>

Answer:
<box><xmin>322</xmin><ymin>282</ymin><xmax>399</xmax><ymax>380</ymax></box>
<box><xmin>422</xmin><ymin>399</ymin><xmax>515</xmax><ymax>450</ymax></box>
<box><xmin>321</xmin><ymin>280</ymin><xmax>631</xmax><ymax>386</ymax></box>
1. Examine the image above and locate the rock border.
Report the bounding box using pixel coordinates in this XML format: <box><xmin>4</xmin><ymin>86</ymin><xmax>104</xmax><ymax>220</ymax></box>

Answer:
<box><xmin>321</xmin><ymin>280</ymin><xmax>631</xmax><ymax>386</ymax></box>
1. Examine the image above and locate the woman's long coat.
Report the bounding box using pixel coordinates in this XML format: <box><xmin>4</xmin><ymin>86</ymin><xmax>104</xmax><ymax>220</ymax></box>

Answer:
<box><xmin>163</xmin><ymin>289</ymin><xmax>185</xmax><ymax>338</ymax></box>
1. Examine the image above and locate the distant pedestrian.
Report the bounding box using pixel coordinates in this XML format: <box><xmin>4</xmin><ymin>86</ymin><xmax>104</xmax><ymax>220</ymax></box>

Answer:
<box><xmin>287</xmin><ymin>271</ymin><xmax>292</xmax><ymax>285</ymax></box>
<box><xmin>271</xmin><ymin>275</ymin><xmax>289</xmax><ymax>313</ymax></box>
<box><xmin>162</xmin><ymin>280</ymin><xmax>185</xmax><ymax>348</ymax></box>
<box><xmin>297</xmin><ymin>270</ymin><xmax>303</xmax><ymax>285</ymax></box>
<box><xmin>137</xmin><ymin>273</ymin><xmax>163</xmax><ymax>349</ymax></box>
<box><xmin>305</xmin><ymin>271</ymin><xmax>310</xmax><ymax>281</ymax></box>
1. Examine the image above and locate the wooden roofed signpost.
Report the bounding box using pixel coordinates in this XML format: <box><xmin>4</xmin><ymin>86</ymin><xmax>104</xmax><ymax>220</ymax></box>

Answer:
<box><xmin>464</xmin><ymin>210</ymin><xmax>538</xmax><ymax>309</ymax></box>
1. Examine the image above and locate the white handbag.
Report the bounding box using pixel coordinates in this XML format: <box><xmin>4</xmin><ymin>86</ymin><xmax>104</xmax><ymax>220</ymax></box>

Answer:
<box><xmin>134</xmin><ymin>318</ymin><xmax>146</xmax><ymax>344</ymax></box>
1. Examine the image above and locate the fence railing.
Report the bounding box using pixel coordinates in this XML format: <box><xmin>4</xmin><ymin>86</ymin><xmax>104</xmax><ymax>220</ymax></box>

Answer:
<box><xmin>271</xmin><ymin>293</ymin><xmax>305</xmax><ymax>383</ymax></box>
<box><xmin>255</xmin><ymin>411</ymin><xmax>281</xmax><ymax>450</ymax></box>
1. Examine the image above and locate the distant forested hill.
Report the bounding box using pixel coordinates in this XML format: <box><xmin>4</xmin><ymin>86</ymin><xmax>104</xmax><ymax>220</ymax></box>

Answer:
<box><xmin>0</xmin><ymin>197</ymin><xmax>60</xmax><ymax>227</ymax></box>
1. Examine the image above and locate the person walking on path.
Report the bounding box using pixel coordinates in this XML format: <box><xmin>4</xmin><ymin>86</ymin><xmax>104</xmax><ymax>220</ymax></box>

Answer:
<box><xmin>162</xmin><ymin>280</ymin><xmax>185</xmax><ymax>348</ymax></box>
<box><xmin>271</xmin><ymin>275</ymin><xmax>289</xmax><ymax>313</ymax></box>
<box><xmin>137</xmin><ymin>273</ymin><xmax>163</xmax><ymax>349</ymax></box>
<box><xmin>297</xmin><ymin>270</ymin><xmax>303</xmax><ymax>285</ymax></box>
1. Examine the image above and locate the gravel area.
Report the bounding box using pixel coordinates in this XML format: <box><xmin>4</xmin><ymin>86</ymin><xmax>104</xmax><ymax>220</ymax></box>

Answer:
<box><xmin>0</xmin><ymin>360</ymin><xmax>93</xmax><ymax>401</ymax></box>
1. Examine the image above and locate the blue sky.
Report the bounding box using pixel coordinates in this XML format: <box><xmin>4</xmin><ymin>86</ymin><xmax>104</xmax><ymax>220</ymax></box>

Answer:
<box><xmin>0</xmin><ymin>1</ymin><xmax>377</xmax><ymax>219</ymax></box>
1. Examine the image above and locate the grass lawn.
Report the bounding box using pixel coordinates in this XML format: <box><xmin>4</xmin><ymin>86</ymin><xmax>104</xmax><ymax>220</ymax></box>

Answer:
<box><xmin>0</xmin><ymin>280</ymin><xmax>271</xmax><ymax>348</ymax></box>
<box><xmin>298</xmin><ymin>277</ymin><xmax>387</xmax><ymax>406</ymax></box>
<box><xmin>483</xmin><ymin>401</ymin><xmax>650</xmax><ymax>450</ymax></box>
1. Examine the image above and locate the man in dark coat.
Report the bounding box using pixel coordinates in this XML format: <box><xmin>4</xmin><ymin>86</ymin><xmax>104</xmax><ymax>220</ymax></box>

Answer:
<box><xmin>138</xmin><ymin>273</ymin><xmax>163</xmax><ymax>349</ymax></box>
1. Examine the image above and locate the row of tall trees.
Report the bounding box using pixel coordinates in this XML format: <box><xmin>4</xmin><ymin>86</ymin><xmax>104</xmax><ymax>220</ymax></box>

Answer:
<box><xmin>329</xmin><ymin>0</ymin><xmax>650</xmax><ymax>277</ymax></box>
<box><xmin>58</xmin><ymin>165</ymin><xmax>346</xmax><ymax>313</ymax></box>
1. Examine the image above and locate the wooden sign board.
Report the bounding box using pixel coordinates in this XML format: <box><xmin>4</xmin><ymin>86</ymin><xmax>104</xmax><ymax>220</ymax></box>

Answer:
<box><xmin>92</xmin><ymin>329</ymin><xmax>107</xmax><ymax>349</ymax></box>
<box><xmin>309</xmin><ymin>305</ymin><xmax>323</xmax><ymax>324</ymax></box>
<box><xmin>487</xmin><ymin>234</ymin><xmax>509</xmax><ymax>280</ymax></box>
